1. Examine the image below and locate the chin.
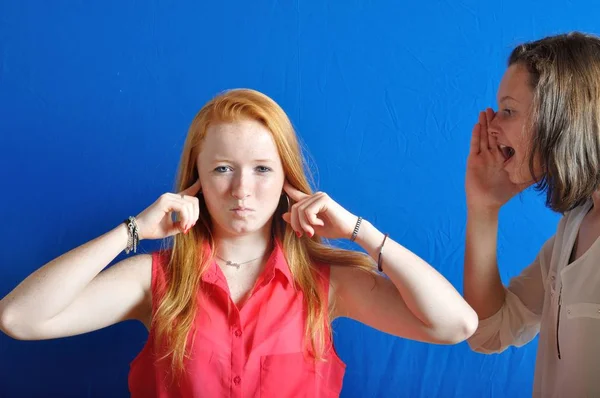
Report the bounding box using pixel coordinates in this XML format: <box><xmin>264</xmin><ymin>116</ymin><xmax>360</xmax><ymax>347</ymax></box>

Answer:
<box><xmin>225</xmin><ymin>222</ymin><xmax>255</xmax><ymax>235</ymax></box>
<box><xmin>506</xmin><ymin>171</ymin><xmax>521</xmax><ymax>185</ymax></box>
<box><xmin>225</xmin><ymin>220</ymin><xmax>271</xmax><ymax>236</ymax></box>
<box><xmin>509</xmin><ymin>170</ymin><xmax>535</xmax><ymax>186</ymax></box>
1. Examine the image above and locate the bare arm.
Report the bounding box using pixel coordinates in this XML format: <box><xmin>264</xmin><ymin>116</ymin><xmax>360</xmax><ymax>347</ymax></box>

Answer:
<box><xmin>462</xmin><ymin>111</ymin><xmax>551</xmax><ymax>352</ymax></box>
<box><xmin>0</xmin><ymin>224</ymin><xmax>152</xmax><ymax>340</ymax></box>
<box><xmin>463</xmin><ymin>109</ymin><xmax>532</xmax><ymax>320</ymax></box>
<box><xmin>0</xmin><ymin>182</ymin><xmax>201</xmax><ymax>340</ymax></box>
<box><xmin>463</xmin><ymin>208</ymin><xmax>506</xmax><ymax>319</ymax></box>
<box><xmin>331</xmin><ymin>220</ymin><xmax>478</xmax><ymax>345</ymax></box>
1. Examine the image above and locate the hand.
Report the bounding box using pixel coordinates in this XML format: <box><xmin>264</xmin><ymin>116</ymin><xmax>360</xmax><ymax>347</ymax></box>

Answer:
<box><xmin>282</xmin><ymin>182</ymin><xmax>357</xmax><ymax>240</ymax></box>
<box><xmin>465</xmin><ymin>109</ymin><xmax>530</xmax><ymax>212</ymax></box>
<box><xmin>134</xmin><ymin>180</ymin><xmax>201</xmax><ymax>240</ymax></box>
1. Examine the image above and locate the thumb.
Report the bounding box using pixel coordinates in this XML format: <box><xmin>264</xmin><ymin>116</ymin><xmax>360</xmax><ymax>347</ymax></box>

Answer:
<box><xmin>164</xmin><ymin>221</ymin><xmax>185</xmax><ymax>237</ymax></box>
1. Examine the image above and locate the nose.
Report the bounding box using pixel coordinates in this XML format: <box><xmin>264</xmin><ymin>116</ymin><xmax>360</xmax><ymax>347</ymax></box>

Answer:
<box><xmin>230</xmin><ymin>170</ymin><xmax>251</xmax><ymax>200</ymax></box>
<box><xmin>488</xmin><ymin>110</ymin><xmax>500</xmax><ymax>136</ymax></box>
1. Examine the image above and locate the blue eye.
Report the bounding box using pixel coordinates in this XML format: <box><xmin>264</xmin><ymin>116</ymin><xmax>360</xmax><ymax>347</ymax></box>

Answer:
<box><xmin>256</xmin><ymin>166</ymin><xmax>272</xmax><ymax>173</ymax></box>
<box><xmin>214</xmin><ymin>166</ymin><xmax>232</xmax><ymax>173</ymax></box>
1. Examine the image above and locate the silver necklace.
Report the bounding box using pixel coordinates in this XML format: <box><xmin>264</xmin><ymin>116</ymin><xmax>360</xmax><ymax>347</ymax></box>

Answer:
<box><xmin>216</xmin><ymin>254</ymin><xmax>263</xmax><ymax>269</ymax></box>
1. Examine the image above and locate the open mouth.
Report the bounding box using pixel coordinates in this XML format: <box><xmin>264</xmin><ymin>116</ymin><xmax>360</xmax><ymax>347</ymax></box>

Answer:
<box><xmin>498</xmin><ymin>144</ymin><xmax>515</xmax><ymax>162</ymax></box>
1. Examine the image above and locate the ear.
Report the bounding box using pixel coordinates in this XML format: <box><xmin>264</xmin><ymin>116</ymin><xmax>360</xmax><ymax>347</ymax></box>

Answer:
<box><xmin>279</xmin><ymin>193</ymin><xmax>290</xmax><ymax>211</ymax></box>
<box><xmin>193</xmin><ymin>167</ymin><xmax>202</xmax><ymax>194</ymax></box>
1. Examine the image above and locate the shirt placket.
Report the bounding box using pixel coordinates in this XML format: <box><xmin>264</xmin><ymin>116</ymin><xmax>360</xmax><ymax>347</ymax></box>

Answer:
<box><xmin>202</xmin><ymin>267</ymin><xmax>245</xmax><ymax>397</ymax></box>
<box><xmin>229</xmin><ymin>305</ymin><xmax>244</xmax><ymax>398</ymax></box>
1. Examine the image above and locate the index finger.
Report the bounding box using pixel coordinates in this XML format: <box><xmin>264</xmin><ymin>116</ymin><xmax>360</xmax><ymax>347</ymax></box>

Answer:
<box><xmin>485</xmin><ymin>108</ymin><xmax>496</xmax><ymax>130</ymax></box>
<box><xmin>478</xmin><ymin>111</ymin><xmax>490</xmax><ymax>151</ymax></box>
<box><xmin>180</xmin><ymin>179</ymin><xmax>202</xmax><ymax>197</ymax></box>
<box><xmin>469</xmin><ymin>122</ymin><xmax>481</xmax><ymax>155</ymax></box>
<box><xmin>283</xmin><ymin>181</ymin><xmax>309</xmax><ymax>202</ymax></box>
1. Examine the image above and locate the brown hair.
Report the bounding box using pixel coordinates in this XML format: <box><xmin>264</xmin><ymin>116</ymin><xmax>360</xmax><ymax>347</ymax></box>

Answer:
<box><xmin>509</xmin><ymin>32</ymin><xmax>600</xmax><ymax>212</ymax></box>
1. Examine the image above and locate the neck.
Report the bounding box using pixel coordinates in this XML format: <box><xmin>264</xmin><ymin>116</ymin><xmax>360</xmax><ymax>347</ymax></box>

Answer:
<box><xmin>590</xmin><ymin>190</ymin><xmax>600</xmax><ymax>215</ymax></box>
<box><xmin>213</xmin><ymin>226</ymin><xmax>274</xmax><ymax>262</ymax></box>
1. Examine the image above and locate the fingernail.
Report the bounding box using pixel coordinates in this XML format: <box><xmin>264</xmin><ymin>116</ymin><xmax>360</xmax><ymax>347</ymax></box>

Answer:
<box><xmin>296</xmin><ymin>231</ymin><xmax>302</xmax><ymax>238</ymax></box>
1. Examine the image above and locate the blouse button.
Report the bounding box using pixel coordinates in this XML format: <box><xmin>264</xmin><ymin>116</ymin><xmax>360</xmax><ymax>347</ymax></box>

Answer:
<box><xmin>233</xmin><ymin>376</ymin><xmax>241</xmax><ymax>385</ymax></box>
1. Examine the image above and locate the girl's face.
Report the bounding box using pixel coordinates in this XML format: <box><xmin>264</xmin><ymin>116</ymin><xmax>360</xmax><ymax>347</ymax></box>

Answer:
<box><xmin>196</xmin><ymin>119</ymin><xmax>285</xmax><ymax>238</ymax></box>
<box><xmin>489</xmin><ymin>63</ymin><xmax>541</xmax><ymax>185</ymax></box>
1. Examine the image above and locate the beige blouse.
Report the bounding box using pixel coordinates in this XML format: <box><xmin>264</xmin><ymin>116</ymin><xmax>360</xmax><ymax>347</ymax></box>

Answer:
<box><xmin>468</xmin><ymin>200</ymin><xmax>600</xmax><ymax>397</ymax></box>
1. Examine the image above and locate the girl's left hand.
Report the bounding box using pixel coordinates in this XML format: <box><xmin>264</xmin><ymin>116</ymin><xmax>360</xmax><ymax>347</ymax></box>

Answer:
<box><xmin>282</xmin><ymin>182</ymin><xmax>358</xmax><ymax>240</ymax></box>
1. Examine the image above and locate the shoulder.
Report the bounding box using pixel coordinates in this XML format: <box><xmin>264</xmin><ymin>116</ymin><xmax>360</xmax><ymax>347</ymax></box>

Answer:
<box><xmin>549</xmin><ymin>200</ymin><xmax>592</xmax><ymax>252</ymax></box>
<box><xmin>559</xmin><ymin>200</ymin><xmax>592</xmax><ymax>232</ymax></box>
<box><xmin>148</xmin><ymin>249</ymin><xmax>172</xmax><ymax>288</ymax></box>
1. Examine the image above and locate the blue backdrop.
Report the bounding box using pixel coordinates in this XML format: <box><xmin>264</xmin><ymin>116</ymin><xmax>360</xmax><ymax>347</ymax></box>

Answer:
<box><xmin>1</xmin><ymin>1</ymin><xmax>595</xmax><ymax>397</ymax></box>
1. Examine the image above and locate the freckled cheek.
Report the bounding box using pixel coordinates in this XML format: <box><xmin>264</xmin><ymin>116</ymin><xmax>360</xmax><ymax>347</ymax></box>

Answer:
<box><xmin>202</xmin><ymin>192</ymin><xmax>224</xmax><ymax>212</ymax></box>
<box><xmin>254</xmin><ymin>180</ymin><xmax>284</xmax><ymax>201</ymax></box>
<box><xmin>200</xmin><ymin>179</ymin><xmax>232</xmax><ymax>203</ymax></box>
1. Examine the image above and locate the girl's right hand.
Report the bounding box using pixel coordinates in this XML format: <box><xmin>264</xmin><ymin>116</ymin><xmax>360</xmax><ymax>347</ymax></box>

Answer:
<box><xmin>465</xmin><ymin>109</ymin><xmax>527</xmax><ymax>212</ymax></box>
<box><xmin>134</xmin><ymin>180</ymin><xmax>201</xmax><ymax>240</ymax></box>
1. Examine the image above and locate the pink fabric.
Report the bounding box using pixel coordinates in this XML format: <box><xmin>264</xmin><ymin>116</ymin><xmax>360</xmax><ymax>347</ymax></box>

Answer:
<box><xmin>128</xmin><ymin>240</ymin><xmax>345</xmax><ymax>397</ymax></box>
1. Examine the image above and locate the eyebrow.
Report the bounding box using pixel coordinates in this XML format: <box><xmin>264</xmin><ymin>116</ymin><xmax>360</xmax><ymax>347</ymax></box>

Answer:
<box><xmin>212</xmin><ymin>158</ymin><xmax>276</xmax><ymax>163</ymax></box>
<box><xmin>499</xmin><ymin>95</ymin><xmax>520</xmax><ymax>103</ymax></box>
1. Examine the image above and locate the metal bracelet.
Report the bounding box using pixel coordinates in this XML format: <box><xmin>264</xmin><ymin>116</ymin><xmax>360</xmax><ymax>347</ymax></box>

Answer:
<box><xmin>377</xmin><ymin>233</ymin><xmax>389</xmax><ymax>272</ymax></box>
<box><xmin>350</xmin><ymin>216</ymin><xmax>362</xmax><ymax>241</ymax></box>
<box><xmin>124</xmin><ymin>216</ymin><xmax>139</xmax><ymax>254</ymax></box>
